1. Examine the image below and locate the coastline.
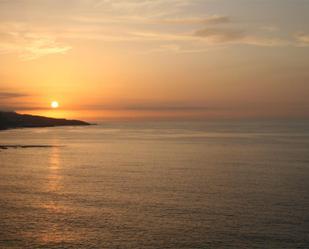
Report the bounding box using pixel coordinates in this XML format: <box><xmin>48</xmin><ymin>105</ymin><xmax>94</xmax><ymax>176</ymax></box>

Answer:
<box><xmin>0</xmin><ymin>145</ymin><xmax>59</xmax><ymax>150</ymax></box>
<box><xmin>0</xmin><ymin>111</ymin><xmax>91</xmax><ymax>131</ymax></box>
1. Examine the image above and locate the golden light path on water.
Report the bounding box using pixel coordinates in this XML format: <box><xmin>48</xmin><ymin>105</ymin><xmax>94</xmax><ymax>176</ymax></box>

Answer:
<box><xmin>26</xmin><ymin>139</ymin><xmax>82</xmax><ymax>245</ymax></box>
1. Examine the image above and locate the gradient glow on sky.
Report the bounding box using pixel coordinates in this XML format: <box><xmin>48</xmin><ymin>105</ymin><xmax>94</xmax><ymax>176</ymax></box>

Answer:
<box><xmin>0</xmin><ymin>0</ymin><xmax>309</xmax><ymax>120</ymax></box>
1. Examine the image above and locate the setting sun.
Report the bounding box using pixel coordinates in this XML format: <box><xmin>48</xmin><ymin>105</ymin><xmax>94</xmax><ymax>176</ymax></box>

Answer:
<box><xmin>51</xmin><ymin>101</ymin><xmax>59</xmax><ymax>109</ymax></box>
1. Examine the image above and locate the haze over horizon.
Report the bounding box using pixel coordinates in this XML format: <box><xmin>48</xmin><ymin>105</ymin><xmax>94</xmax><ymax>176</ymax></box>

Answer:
<box><xmin>1</xmin><ymin>0</ymin><xmax>309</xmax><ymax>120</ymax></box>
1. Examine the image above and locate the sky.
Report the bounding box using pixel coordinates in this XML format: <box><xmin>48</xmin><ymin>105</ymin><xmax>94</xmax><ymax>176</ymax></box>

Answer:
<box><xmin>0</xmin><ymin>0</ymin><xmax>309</xmax><ymax>121</ymax></box>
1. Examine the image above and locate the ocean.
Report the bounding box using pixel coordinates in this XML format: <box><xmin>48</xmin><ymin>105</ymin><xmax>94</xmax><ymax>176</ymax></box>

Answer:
<box><xmin>0</xmin><ymin>120</ymin><xmax>308</xmax><ymax>248</ymax></box>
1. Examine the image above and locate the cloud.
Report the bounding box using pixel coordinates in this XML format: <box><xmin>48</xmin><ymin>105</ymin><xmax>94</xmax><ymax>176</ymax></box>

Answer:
<box><xmin>0</xmin><ymin>23</ymin><xmax>71</xmax><ymax>60</ymax></box>
<box><xmin>296</xmin><ymin>33</ymin><xmax>309</xmax><ymax>46</ymax></box>
<box><xmin>91</xmin><ymin>0</ymin><xmax>195</xmax><ymax>14</ymax></box>
<box><xmin>194</xmin><ymin>28</ymin><xmax>244</xmax><ymax>43</ymax></box>
<box><xmin>0</xmin><ymin>90</ymin><xmax>30</xmax><ymax>111</ymax></box>
<box><xmin>0</xmin><ymin>0</ymin><xmax>305</xmax><ymax>57</ymax></box>
<box><xmin>80</xmin><ymin>100</ymin><xmax>218</xmax><ymax>112</ymax></box>
<box><xmin>260</xmin><ymin>26</ymin><xmax>279</xmax><ymax>32</ymax></box>
<box><xmin>158</xmin><ymin>15</ymin><xmax>230</xmax><ymax>25</ymax></box>
<box><xmin>0</xmin><ymin>91</ymin><xmax>28</xmax><ymax>99</ymax></box>
<box><xmin>241</xmin><ymin>36</ymin><xmax>286</xmax><ymax>47</ymax></box>
<box><xmin>194</xmin><ymin>27</ymin><xmax>286</xmax><ymax>46</ymax></box>
<box><xmin>116</xmin><ymin>104</ymin><xmax>212</xmax><ymax>112</ymax></box>
<box><xmin>198</xmin><ymin>15</ymin><xmax>231</xmax><ymax>25</ymax></box>
<box><xmin>141</xmin><ymin>44</ymin><xmax>210</xmax><ymax>54</ymax></box>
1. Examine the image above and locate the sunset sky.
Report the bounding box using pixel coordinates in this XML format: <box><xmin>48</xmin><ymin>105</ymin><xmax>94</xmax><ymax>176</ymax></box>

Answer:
<box><xmin>1</xmin><ymin>0</ymin><xmax>309</xmax><ymax>120</ymax></box>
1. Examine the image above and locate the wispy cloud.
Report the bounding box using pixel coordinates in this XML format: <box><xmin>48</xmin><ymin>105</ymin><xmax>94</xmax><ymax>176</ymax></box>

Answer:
<box><xmin>0</xmin><ymin>91</ymin><xmax>28</xmax><ymax>99</ymax></box>
<box><xmin>158</xmin><ymin>15</ymin><xmax>230</xmax><ymax>25</ymax></box>
<box><xmin>0</xmin><ymin>90</ymin><xmax>30</xmax><ymax>111</ymax></box>
<box><xmin>194</xmin><ymin>27</ymin><xmax>287</xmax><ymax>47</ymax></box>
<box><xmin>0</xmin><ymin>23</ymin><xmax>71</xmax><ymax>60</ymax></box>
<box><xmin>81</xmin><ymin>100</ymin><xmax>218</xmax><ymax>112</ymax></box>
<box><xmin>0</xmin><ymin>0</ymin><xmax>307</xmax><ymax>59</ymax></box>
<box><xmin>296</xmin><ymin>33</ymin><xmax>309</xmax><ymax>46</ymax></box>
<box><xmin>194</xmin><ymin>28</ymin><xmax>244</xmax><ymax>43</ymax></box>
<box><xmin>141</xmin><ymin>44</ymin><xmax>210</xmax><ymax>54</ymax></box>
<box><xmin>260</xmin><ymin>25</ymin><xmax>279</xmax><ymax>32</ymax></box>
<box><xmin>91</xmin><ymin>0</ymin><xmax>195</xmax><ymax>16</ymax></box>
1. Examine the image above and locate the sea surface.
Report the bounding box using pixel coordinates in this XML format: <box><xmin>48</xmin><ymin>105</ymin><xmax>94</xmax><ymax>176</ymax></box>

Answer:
<box><xmin>0</xmin><ymin>120</ymin><xmax>308</xmax><ymax>249</ymax></box>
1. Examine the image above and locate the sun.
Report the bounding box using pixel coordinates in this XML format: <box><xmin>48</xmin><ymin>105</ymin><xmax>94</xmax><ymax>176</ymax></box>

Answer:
<box><xmin>51</xmin><ymin>101</ymin><xmax>59</xmax><ymax>109</ymax></box>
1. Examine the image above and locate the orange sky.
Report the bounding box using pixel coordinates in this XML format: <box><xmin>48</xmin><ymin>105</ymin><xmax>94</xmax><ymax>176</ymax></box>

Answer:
<box><xmin>1</xmin><ymin>0</ymin><xmax>309</xmax><ymax>121</ymax></box>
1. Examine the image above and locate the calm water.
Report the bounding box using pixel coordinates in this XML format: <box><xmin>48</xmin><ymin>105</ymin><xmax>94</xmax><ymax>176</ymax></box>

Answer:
<box><xmin>0</xmin><ymin>121</ymin><xmax>308</xmax><ymax>249</ymax></box>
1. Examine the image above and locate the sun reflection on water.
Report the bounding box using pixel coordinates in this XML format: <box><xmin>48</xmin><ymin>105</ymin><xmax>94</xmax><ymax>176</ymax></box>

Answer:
<box><xmin>47</xmin><ymin>145</ymin><xmax>62</xmax><ymax>192</ymax></box>
<box><xmin>30</xmin><ymin>141</ymin><xmax>82</xmax><ymax>246</ymax></box>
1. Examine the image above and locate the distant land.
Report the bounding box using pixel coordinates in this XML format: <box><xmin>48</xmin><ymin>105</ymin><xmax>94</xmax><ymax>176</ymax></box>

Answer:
<box><xmin>0</xmin><ymin>111</ymin><xmax>90</xmax><ymax>130</ymax></box>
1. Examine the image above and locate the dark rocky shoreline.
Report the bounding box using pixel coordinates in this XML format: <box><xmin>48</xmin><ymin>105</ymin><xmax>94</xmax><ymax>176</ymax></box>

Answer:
<box><xmin>0</xmin><ymin>145</ymin><xmax>59</xmax><ymax>150</ymax></box>
<box><xmin>0</xmin><ymin>111</ymin><xmax>90</xmax><ymax>130</ymax></box>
